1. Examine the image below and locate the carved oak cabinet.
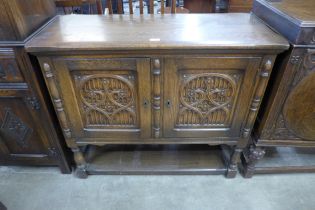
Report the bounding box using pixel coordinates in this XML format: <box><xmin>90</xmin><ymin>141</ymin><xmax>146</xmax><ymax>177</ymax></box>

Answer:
<box><xmin>0</xmin><ymin>0</ymin><xmax>71</xmax><ymax>173</ymax></box>
<box><xmin>241</xmin><ymin>0</ymin><xmax>315</xmax><ymax>177</ymax></box>
<box><xmin>26</xmin><ymin>14</ymin><xmax>288</xmax><ymax>178</ymax></box>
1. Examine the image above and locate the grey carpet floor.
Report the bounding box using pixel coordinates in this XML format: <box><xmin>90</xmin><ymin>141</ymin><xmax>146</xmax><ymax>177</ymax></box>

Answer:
<box><xmin>0</xmin><ymin>166</ymin><xmax>314</xmax><ymax>210</ymax></box>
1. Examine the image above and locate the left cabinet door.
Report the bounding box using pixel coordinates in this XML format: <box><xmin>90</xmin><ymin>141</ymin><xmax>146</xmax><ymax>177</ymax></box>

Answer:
<box><xmin>42</xmin><ymin>57</ymin><xmax>152</xmax><ymax>142</ymax></box>
<box><xmin>0</xmin><ymin>88</ymin><xmax>56</xmax><ymax>164</ymax></box>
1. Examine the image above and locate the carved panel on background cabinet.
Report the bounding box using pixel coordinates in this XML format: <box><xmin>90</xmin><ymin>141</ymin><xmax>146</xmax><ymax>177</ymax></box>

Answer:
<box><xmin>0</xmin><ymin>49</ymin><xmax>24</xmax><ymax>83</ymax></box>
<box><xmin>282</xmin><ymin>50</ymin><xmax>315</xmax><ymax>140</ymax></box>
<box><xmin>74</xmin><ymin>74</ymin><xmax>138</xmax><ymax>129</ymax></box>
<box><xmin>0</xmin><ymin>108</ymin><xmax>33</xmax><ymax>148</ymax></box>
<box><xmin>289</xmin><ymin>55</ymin><xmax>301</xmax><ymax>65</ymax></box>
<box><xmin>262</xmin><ymin>51</ymin><xmax>315</xmax><ymax>141</ymax></box>
<box><xmin>25</xmin><ymin>96</ymin><xmax>40</xmax><ymax>110</ymax></box>
<box><xmin>291</xmin><ymin>51</ymin><xmax>315</xmax><ymax>86</ymax></box>
<box><xmin>263</xmin><ymin>114</ymin><xmax>301</xmax><ymax>140</ymax></box>
<box><xmin>176</xmin><ymin>73</ymin><xmax>240</xmax><ymax>127</ymax></box>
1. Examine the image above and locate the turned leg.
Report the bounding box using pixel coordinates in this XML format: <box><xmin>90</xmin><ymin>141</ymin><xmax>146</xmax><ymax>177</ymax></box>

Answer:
<box><xmin>226</xmin><ymin>147</ymin><xmax>242</xmax><ymax>178</ymax></box>
<box><xmin>241</xmin><ymin>145</ymin><xmax>265</xmax><ymax>178</ymax></box>
<box><xmin>41</xmin><ymin>62</ymin><xmax>88</xmax><ymax>178</ymax></box>
<box><xmin>72</xmin><ymin>147</ymin><xmax>88</xmax><ymax>179</ymax></box>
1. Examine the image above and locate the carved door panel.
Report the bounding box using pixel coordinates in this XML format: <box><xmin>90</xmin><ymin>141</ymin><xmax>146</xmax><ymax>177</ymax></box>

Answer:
<box><xmin>163</xmin><ymin>57</ymin><xmax>261</xmax><ymax>139</ymax></box>
<box><xmin>259</xmin><ymin>48</ymin><xmax>315</xmax><ymax>142</ymax></box>
<box><xmin>49</xmin><ymin>57</ymin><xmax>151</xmax><ymax>141</ymax></box>
<box><xmin>0</xmin><ymin>89</ymin><xmax>53</xmax><ymax>163</ymax></box>
<box><xmin>282</xmin><ymin>49</ymin><xmax>315</xmax><ymax>140</ymax></box>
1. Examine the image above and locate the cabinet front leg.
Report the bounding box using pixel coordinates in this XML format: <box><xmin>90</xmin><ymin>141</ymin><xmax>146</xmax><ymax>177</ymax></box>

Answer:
<box><xmin>241</xmin><ymin>145</ymin><xmax>265</xmax><ymax>178</ymax></box>
<box><xmin>42</xmin><ymin>62</ymin><xmax>88</xmax><ymax>178</ymax></box>
<box><xmin>226</xmin><ymin>147</ymin><xmax>242</xmax><ymax>178</ymax></box>
<box><xmin>72</xmin><ymin>147</ymin><xmax>88</xmax><ymax>179</ymax></box>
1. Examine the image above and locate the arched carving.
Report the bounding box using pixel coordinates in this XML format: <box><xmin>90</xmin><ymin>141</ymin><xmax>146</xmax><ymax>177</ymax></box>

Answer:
<box><xmin>177</xmin><ymin>73</ymin><xmax>237</xmax><ymax>126</ymax></box>
<box><xmin>78</xmin><ymin>74</ymin><xmax>137</xmax><ymax>128</ymax></box>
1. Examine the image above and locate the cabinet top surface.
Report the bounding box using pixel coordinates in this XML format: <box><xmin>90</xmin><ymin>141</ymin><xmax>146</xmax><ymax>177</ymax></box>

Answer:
<box><xmin>25</xmin><ymin>14</ymin><xmax>289</xmax><ymax>53</ymax></box>
<box><xmin>256</xmin><ymin>0</ymin><xmax>315</xmax><ymax>26</ymax></box>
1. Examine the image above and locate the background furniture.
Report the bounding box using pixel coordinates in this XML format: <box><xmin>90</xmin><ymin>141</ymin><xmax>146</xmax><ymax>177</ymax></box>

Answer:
<box><xmin>183</xmin><ymin>0</ymin><xmax>215</xmax><ymax>13</ymax></box>
<box><xmin>241</xmin><ymin>0</ymin><xmax>315</xmax><ymax>177</ymax></box>
<box><xmin>25</xmin><ymin>14</ymin><xmax>288</xmax><ymax>178</ymax></box>
<box><xmin>0</xmin><ymin>0</ymin><xmax>71</xmax><ymax>173</ymax></box>
<box><xmin>228</xmin><ymin>0</ymin><xmax>253</xmax><ymax>12</ymax></box>
<box><xmin>55</xmin><ymin>0</ymin><xmax>183</xmax><ymax>15</ymax></box>
<box><xmin>55</xmin><ymin>0</ymin><xmax>103</xmax><ymax>14</ymax></box>
<box><xmin>105</xmin><ymin>0</ymin><xmax>187</xmax><ymax>14</ymax></box>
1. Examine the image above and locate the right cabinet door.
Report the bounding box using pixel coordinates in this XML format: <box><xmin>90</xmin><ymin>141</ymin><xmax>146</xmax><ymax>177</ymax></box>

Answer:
<box><xmin>163</xmin><ymin>56</ymin><xmax>261</xmax><ymax>139</ymax></box>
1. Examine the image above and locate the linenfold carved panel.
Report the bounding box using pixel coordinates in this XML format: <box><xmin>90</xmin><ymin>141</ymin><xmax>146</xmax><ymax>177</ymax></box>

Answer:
<box><xmin>176</xmin><ymin>73</ymin><xmax>239</xmax><ymax>127</ymax></box>
<box><xmin>74</xmin><ymin>74</ymin><xmax>138</xmax><ymax>128</ymax></box>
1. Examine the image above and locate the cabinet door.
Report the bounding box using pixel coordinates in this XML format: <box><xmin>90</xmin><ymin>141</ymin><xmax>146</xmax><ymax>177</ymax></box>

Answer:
<box><xmin>258</xmin><ymin>48</ymin><xmax>315</xmax><ymax>142</ymax></box>
<box><xmin>282</xmin><ymin>50</ymin><xmax>315</xmax><ymax>140</ymax></box>
<box><xmin>0</xmin><ymin>88</ymin><xmax>55</xmax><ymax>164</ymax></box>
<box><xmin>48</xmin><ymin>57</ymin><xmax>151</xmax><ymax>141</ymax></box>
<box><xmin>163</xmin><ymin>57</ymin><xmax>261</xmax><ymax>139</ymax></box>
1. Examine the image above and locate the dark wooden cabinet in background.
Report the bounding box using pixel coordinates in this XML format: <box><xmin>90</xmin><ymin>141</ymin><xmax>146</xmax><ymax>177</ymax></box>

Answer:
<box><xmin>0</xmin><ymin>0</ymin><xmax>71</xmax><ymax>173</ymax></box>
<box><xmin>183</xmin><ymin>0</ymin><xmax>216</xmax><ymax>13</ymax></box>
<box><xmin>241</xmin><ymin>0</ymin><xmax>315</xmax><ymax>177</ymax></box>
<box><xmin>26</xmin><ymin>14</ymin><xmax>288</xmax><ymax>178</ymax></box>
<box><xmin>228</xmin><ymin>0</ymin><xmax>253</xmax><ymax>12</ymax></box>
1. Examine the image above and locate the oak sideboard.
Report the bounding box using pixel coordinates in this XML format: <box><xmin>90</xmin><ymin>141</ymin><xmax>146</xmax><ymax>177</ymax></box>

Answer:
<box><xmin>241</xmin><ymin>0</ymin><xmax>315</xmax><ymax>177</ymax></box>
<box><xmin>25</xmin><ymin>14</ymin><xmax>289</xmax><ymax>178</ymax></box>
